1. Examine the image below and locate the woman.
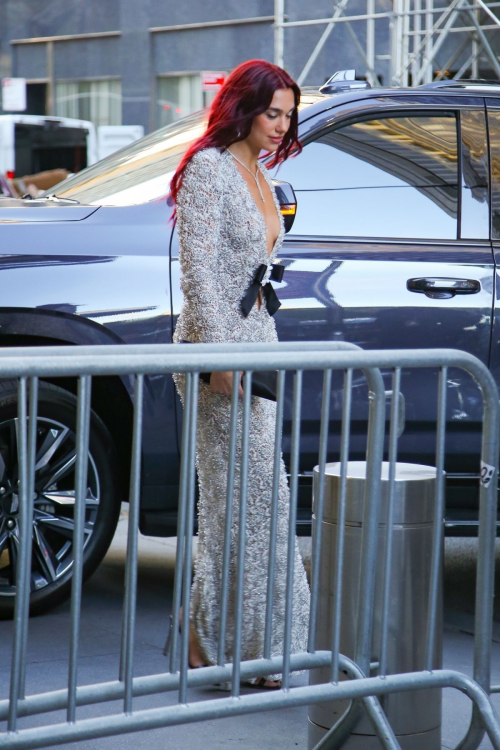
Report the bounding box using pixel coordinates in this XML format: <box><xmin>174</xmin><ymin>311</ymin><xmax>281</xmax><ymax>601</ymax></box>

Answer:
<box><xmin>169</xmin><ymin>59</ymin><xmax>310</xmax><ymax>688</ymax></box>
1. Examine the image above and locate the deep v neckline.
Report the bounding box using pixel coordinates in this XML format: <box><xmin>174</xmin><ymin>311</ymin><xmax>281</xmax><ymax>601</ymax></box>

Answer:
<box><xmin>225</xmin><ymin>150</ymin><xmax>282</xmax><ymax>259</ymax></box>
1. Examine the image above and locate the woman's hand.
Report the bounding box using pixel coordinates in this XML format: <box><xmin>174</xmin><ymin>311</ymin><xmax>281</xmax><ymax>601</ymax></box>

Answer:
<box><xmin>210</xmin><ymin>371</ymin><xmax>244</xmax><ymax>398</ymax></box>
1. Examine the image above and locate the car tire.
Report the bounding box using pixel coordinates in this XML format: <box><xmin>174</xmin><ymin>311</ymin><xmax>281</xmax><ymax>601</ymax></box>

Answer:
<box><xmin>0</xmin><ymin>379</ymin><xmax>121</xmax><ymax>618</ymax></box>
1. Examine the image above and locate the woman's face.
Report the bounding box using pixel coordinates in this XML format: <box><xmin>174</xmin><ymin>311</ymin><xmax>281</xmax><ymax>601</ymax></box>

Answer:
<box><xmin>248</xmin><ymin>87</ymin><xmax>296</xmax><ymax>153</ymax></box>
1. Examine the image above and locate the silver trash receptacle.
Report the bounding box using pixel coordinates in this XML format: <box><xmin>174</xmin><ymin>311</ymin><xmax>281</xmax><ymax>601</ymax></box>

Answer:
<box><xmin>308</xmin><ymin>461</ymin><xmax>442</xmax><ymax>749</ymax></box>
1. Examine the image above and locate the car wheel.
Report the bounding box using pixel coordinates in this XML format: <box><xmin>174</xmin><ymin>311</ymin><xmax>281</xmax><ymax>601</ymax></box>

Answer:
<box><xmin>0</xmin><ymin>379</ymin><xmax>121</xmax><ymax>618</ymax></box>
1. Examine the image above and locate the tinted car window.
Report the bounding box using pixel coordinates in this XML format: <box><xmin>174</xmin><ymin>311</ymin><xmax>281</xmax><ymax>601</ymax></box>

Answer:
<box><xmin>460</xmin><ymin>109</ymin><xmax>489</xmax><ymax>240</ymax></box>
<box><xmin>487</xmin><ymin>109</ymin><xmax>500</xmax><ymax>239</ymax></box>
<box><xmin>272</xmin><ymin>114</ymin><xmax>458</xmax><ymax>240</ymax></box>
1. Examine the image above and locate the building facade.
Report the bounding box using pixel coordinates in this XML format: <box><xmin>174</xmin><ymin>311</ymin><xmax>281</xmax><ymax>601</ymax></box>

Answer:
<box><xmin>0</xmin><ymin>0</ymin><xmax>498</xmax><ymax>135</ymax></box>
<box><xmin>0</xmin><ymin>0</ymin><xmax>394</xmax><ymax>134</ymax></box>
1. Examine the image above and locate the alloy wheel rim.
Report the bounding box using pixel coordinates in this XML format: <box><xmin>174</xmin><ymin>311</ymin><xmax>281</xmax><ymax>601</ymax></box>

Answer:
<box><xmin>0</xmin><ymin>415</ymin><xmax>100</xmax><ymax>596</ymax></box>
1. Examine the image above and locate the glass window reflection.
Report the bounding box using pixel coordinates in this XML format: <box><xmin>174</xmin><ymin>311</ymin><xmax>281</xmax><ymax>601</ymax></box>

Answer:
<box><xmin>272</xmin><ymin>114</ymin><xmax>458</xmax><ymax>240</ymax></box>
<box><xmin>275</xmin><ymin>115</ymin><xmax>457</xmax><ymax>190</ymax></box>
<box><xmin>291</xmin><ymin>186</ymin><xmax>458</xmax><ymax>240</ymax></box>
<box><xmin>487</xmin><ymin>110</ymin><xmax>500</xmax><ymax>239</ymax></box>
<box><xmin>460</xmin><ymin>110</ymin><xmax>489</xmax><ymax>240</ymax></box>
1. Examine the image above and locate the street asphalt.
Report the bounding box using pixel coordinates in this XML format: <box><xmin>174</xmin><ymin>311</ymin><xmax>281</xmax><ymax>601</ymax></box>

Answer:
<box><xmin>0</xmin><ymin>507</ymin><xmax>498</xmax><ymax>749</ymax></box>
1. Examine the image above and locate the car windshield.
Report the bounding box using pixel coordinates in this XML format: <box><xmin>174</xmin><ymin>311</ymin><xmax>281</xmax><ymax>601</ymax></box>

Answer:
<box><xmin>43</xmin><ymin>92</ymin><xmax>324</xmax><ymax>207</ymax></box>
<box><xmin>43</xmin><ymin>111</ymin><xmax>208</xmax><ymax>206</ymax></box>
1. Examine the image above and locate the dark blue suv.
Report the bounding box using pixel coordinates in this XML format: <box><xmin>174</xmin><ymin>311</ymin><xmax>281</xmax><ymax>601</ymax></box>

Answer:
<box><xmin>1</xmin><ymin>77</ymin><xmax>499</xmax><ymax>614</ymax></box>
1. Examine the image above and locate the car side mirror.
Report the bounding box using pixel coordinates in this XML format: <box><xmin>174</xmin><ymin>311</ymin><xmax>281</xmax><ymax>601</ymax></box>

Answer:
<box><xmin>272</xmin><ymin>179</ymin><xmax>297</xmax><ymax>234</ymax></box>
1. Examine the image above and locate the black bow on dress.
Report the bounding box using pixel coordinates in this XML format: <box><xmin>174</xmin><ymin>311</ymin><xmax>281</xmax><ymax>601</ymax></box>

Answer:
<box><xmin>240</xmin><ymin>263</ymin><xmax>285</xmax><ymax>318</ymax></box>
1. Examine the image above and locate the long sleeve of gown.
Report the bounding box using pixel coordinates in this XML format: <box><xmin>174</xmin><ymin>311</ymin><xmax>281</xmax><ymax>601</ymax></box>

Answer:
<box><xmin>176</xmin><ymin>148</ymin><xmax>227</xmax><ymax>343</ymax></box>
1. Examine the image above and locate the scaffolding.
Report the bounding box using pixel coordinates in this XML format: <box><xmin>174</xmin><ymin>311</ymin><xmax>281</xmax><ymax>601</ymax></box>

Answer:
<box><xmin>274</xmin><ymin>0</ymin><xmax>500</xmax><ymax>87</ymax></box>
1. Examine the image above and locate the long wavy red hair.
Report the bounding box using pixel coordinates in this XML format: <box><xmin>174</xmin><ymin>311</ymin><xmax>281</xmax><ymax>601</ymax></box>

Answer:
<box><xmin>168</xmin><ymin>59</ymin><xmax>302</xmax><ymax>207</ymax></box>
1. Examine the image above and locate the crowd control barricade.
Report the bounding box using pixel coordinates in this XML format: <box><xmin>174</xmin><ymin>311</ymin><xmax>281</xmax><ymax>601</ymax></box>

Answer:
<box><xmin>0</xmin><ymin>343</ymin><xmax>498</xmax><ymax>749</ymax></box>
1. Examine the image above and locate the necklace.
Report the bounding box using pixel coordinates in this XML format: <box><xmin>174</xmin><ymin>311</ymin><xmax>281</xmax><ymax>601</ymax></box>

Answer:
<box><xmin>227</xmin><ymin>149</ymin><xmax>265</xmax><ymax>203</ymax></box>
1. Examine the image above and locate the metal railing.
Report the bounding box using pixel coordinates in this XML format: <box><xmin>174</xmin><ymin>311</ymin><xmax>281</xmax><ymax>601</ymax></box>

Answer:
<box><xmin>0</xmin><ymin>342</ymin><xmax>498</xmax><ymax>749</ymax></box>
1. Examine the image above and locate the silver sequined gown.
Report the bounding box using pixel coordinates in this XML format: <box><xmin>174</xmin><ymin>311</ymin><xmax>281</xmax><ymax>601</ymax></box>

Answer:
<box><xmin>173</xmin><ymin>147</ymin><xmax>310</xmax><ymax>676</ymax></box>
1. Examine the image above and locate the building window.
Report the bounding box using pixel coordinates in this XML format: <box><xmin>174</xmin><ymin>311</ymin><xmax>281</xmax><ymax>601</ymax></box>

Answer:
<box><xmin>157</xmin><ymin>74</ymin><xmax>220</xmax><ymax>128</ymax></box>
<box><xmin>55</xmin><ymin>79</ymin><xmax>122</xmax><ymax>128</ymax></box>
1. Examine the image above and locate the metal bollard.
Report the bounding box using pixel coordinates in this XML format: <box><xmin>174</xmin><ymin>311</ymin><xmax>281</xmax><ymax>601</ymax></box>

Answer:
<box><xmin>308</xmin><ymin>461</ymin><xmax>442</xmax><ymax>749</ymax></box>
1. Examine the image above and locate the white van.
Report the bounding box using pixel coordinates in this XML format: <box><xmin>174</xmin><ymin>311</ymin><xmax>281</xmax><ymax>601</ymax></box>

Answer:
<box><xmin>0</xmin><ymin>114</ymin><xmax>97</xmax><ymax>179</ymax></box>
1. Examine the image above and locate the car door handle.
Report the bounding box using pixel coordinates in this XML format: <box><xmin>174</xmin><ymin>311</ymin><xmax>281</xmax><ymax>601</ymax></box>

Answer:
<box><xmin>407</xmin><ymin>277</ymin><xmax>481</xmax><ymax>299</ymax></box>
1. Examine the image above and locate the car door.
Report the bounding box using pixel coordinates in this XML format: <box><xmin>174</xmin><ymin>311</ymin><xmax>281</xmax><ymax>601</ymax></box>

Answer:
<box><xmin>271</xmin><ymin>98</ymin><xmax>493</xmax><ymax>506</ymax></box>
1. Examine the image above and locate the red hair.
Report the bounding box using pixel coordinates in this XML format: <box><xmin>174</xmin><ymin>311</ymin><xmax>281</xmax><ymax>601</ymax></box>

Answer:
<box><xmin>168</xmin><ymin>59</ymin><xmax>302</xmax><ymax>207</ymax></box>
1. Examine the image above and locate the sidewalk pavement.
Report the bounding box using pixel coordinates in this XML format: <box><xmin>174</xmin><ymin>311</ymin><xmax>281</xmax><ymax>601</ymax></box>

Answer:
<box><xmin>0</xmin><ymin>508</ymin><xmax>498</xmax><ymax>749</ymax></box>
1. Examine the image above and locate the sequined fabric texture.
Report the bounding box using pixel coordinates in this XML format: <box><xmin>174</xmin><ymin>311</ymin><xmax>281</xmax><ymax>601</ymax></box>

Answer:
<box><xmin>173</xmin><ymin>147</ymin><xmax>310</xmax><ymax>677</ymax></box>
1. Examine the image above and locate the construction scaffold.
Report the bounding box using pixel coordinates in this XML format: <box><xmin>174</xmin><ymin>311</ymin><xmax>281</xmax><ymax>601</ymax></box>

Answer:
<box><xmin>274</xmin><ymin>0</ymin><xmax>500</xmax><ymax>88</ymax></box>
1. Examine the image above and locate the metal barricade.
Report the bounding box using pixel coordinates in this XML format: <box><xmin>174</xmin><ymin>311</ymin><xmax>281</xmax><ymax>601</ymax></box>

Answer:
<box><xmin>0</xmin><ymin>342</ymin><xmax>497</xmax><ymax>749</ymax></box>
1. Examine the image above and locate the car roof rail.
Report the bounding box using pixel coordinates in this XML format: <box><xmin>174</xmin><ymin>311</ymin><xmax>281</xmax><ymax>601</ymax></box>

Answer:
<box><xmin>319</xmin><ymin>70</ymin><xmax>371</xmax><ymax>94</ymax></box>
<box><xmin>419</xmin><ymin>78</ymin><xmax>500</xmax><ymax>90</ymax></box>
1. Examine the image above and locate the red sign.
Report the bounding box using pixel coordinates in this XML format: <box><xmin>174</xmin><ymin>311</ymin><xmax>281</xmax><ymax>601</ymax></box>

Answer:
<box><xmin>201</xmin><ymin>72</ymin><xmax>227</xmax><ymax>92</ymax></box>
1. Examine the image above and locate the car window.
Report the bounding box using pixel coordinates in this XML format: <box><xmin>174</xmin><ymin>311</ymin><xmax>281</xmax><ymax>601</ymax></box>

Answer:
<box><xmin>460</xmin><ymin>109</ymin><xmax>489</xmax><ymax>240</ymax></box>
<box><xmin>487</xmin><ymin>108</ymin><xmax>500</xmax><ymax>240</ymax></box>
<box><xmin>271</xmin><ymin>114</ymin><xmax>459</xmax><ymax>240</ymax></box>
